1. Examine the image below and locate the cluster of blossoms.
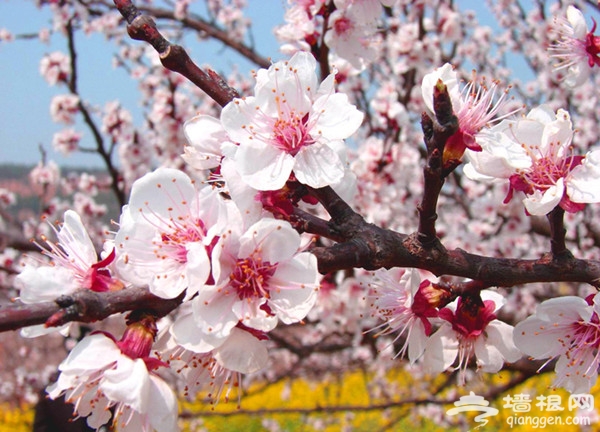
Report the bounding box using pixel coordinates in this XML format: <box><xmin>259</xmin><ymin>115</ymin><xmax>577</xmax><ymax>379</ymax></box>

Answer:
<box><xmin>16</xmin><ymin>51</ymin><xmax>365</xmax><ymax>430</ymax></box>
<box><xmin>421</xmin><ymin>60</ymin><xmax>600</xmax><ymax>217</ymax></box>
<box><xmin>464</xmin><ymin>105</ymin><xmax>600</xmax><ymax>215</ymax></box>
<box><xmin>275</xmin><ymin>0</ymin><xmax>387</xmax><ymax>72</ymax></box>
<box><xmin>368</xmin><ymin>269</ymin><xmax>522</xmax><ymax>385</ymax></box>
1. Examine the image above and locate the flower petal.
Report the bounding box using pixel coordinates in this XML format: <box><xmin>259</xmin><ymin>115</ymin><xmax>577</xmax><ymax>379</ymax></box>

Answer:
<box><xmin>214</xmin><ymin>327</ymin><xmax>269</xmax><ymax>374</ymax></box>
<box><xmin>568</xmin><ymin>149</ymin><xmax>600</xmax><ymax>203</ymax></box>
<box><xmin>293</xmin><ymin>143</ymin><xmax>344</xmax><ymax>188</ymax></box>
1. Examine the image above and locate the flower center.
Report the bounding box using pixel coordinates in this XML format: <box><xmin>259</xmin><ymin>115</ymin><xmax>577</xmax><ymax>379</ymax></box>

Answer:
<box><xmin>334</xmin><ymin>16</ymin><xmax>353</xmax><ymax>37</ymax></box>
<box><xmin>554</xmin><ymin>317</ymin><xmax>600</xmax><ymax>384</ymax></box>
<box><xmin>272</xmin><ymin>112</ymin><xmax>313</xmax><ymax>156</ymax></box>
<box><xmin>512</xmin><ymin>148</ymin><xmax>584</xmax><ymax>195</ymax></box>
<box><xmin>154</xmin><ymin>218</ymin><xmax>206</xmax><ymax>264</ymax></box>
<box><xmin>229</xmin><ymin>254</ymin><xmax>277</xmax><ymax>300</ymax></box>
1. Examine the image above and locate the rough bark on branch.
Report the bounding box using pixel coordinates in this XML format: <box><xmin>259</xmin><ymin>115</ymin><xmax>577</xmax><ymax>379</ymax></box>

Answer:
<box><xmin>0</xmin><ymin>286</ymin><xmax>182</xmax><ymax>333</ymax></box>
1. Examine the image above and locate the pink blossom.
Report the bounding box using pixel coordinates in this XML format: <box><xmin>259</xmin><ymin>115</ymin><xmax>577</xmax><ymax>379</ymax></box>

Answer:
<box><xmin>49</xmin><ymin>94</ymin><xmax>80</xmax><ymax>124</ymax></box>
<box><xmin>514</xmin><ymin>293</ymin><xmax>600</xmax><ymax>394</ymax></box>
<box><xmin>274</xmin><ymin>5</ymin><xmax>315</xmax><ymax>54</ymax></box>
<box><xmin>47</xmin><ymin>326</ymin><xmax>177</xmax><ymax>431</ymax></box>
<box><xmin>52</xmin><ymin>128</ymin><xmax>82</xmax><ymax>155</ymax></box>
<box><xmin>190</xmin><ymin>218</ymin><xmax>319</xmax><ymax>344</ymax></box>
<box><xmin>221</xmin><ymin>51</ymin><xmax>363</xmax><ymax>190</ymax></box>
<box><xmin>115</xmin><ymin>168</ymin><xmax>235</xmax><ymax>299</ymax></box>
<box><xmin>464</xmin><ymin>105</ymin><xmax>600</xmax><ymax>215</ymax></box>
<box><xmin>423</xmin><ymin>290</ymin><xmax>522</xmax><ymax>383</ymax></box>
<box><xmin>102</xmin><ymin>101</ymin><xmax>134</xmax><ymax>144</ymax></box>
<box><xmin>29</xmin><ymin>160</ymin><xmax>61</xmax><ymax>200</ymax></box>
<box><xmin>421</xmin><ymin>63</ymin><xmax>517</xmax><ymax>163</ymax></box>
<box><xmin>0</xmin><ymin>28</ymin><xmax>13</xmax><ymax>42</ymax></box>
<box><xmin>550</xmin><ymin>6</ymin><xmax>600</xmax><ymax>88</ymax></box>
<box><xmin>0</xmin><ymin>188</ymin><xmax>16</xmax><ymax>208</ymax></box>
<box><xmin>368</xmin><ymin>268</ymin><xmax>440</xmax><ymax>364</ymax></box>
<box><xmin>324</xmin><ymin>4</ymin><xmax>380</xmax><ymax>71</ymax></box>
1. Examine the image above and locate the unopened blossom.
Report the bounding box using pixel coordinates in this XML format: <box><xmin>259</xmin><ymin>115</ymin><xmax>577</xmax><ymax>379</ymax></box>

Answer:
<box><xmin>368</xmin><ymin>268</ymin><xmax>441</xmax><ymax>364</ymax></box>
<box><xmin>39</xmin><ymin>51</ymin><xmax>70</xmax><ymax>85</ymax></box>
<box><xmin>190</xmin><ymin>218</ymin><xmax>319</xmax><ymax>343</ymax></box>
<box><xmin>221</xmin><ymin>51</ymin><xmax>363</xmax><ymax>190</ymax></box>
<box><xmin>550</xmin><ymin>5</ymin><xmax>600</xmax><ymax>88</ymax></box>
<box><xmin>421</xmin><ymin>63</ymin><xmax>517</xmax><ymax>163</ymax></box>
<box><xmin>423</xmin><ymin>290</ymin><xmax>522</xmax><ymax>383</ymax></box>
<box><xmin>16</xmin><ymin>210</ymin><xmax>123</xmax><ymax>337</ymax></box>
<box><xmin>47</xmin><ymin>322</ymin><xmax>177</xmax><ymax>431</ymax></box>
<box><xmin>464</xmin><ymin>105</ymin><xmax>600</xmax><ymax>215</ymax></box>
<box><xmin>514</xmin><ymin>293</ymin><xmax>600</xmax><ymax>394</ymax></box>
<box><xmin>115</xmin><ymin>167</ymin><xmax>236</xmax><ymax>299</ymax></box>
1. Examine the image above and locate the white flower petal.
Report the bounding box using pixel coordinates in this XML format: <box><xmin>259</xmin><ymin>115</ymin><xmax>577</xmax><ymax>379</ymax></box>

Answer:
<box><xmin>474</xmin><ymin>336</ymin><xmax>504</xmax><ymax>373</ymax></box>
<box><xmin>567</xmin><ymin>5</ymin><xmax>588</xmax><ymax>39</ymax></box>
<box><xmin>182</xmin><ymin>114</ymin><xmax>227</xmax><ymax>170</ymax></box>
<box><xmin>568</xmin><ymin>149</ymin><xmax>600</xmax><ymax>203</ymax></box>
<box><xmin>214</xmin><ymin>327</ymin><xmax>269</xmax><ymax>374</ymax></box>
<box><xmin>293</xmin><ymin>143</ymin><xmax>345</xmax><ymax>188</ymax></box>
<box><xmin>235</xmin><ymin>142</ymin><xmax>295</xmax><ymax>191</ymax></box>
<box><xmin>513</xmin><ymin>317</ymin><xmax>570</xmax><ymax>359</ymax></box>
<box><xmin>523</xmin><ymin>179</ymin><xmax>564</xmax><ymax>215</ymax></box>
<box><xmin>101</xmin><ymin>357</ymin><xmax>150</xmax><ymax>413</ymax></box>
<box><xmin>311</xmin><ymin>93</ymin><xmax>363</xmax><ymax>140</ymax></box>
<box><xmin>407</xmin><ymin>319</ymin><xmax>428</xmax><ymax>364</ymax></box>
<box><xmin>58</xmin><ymin>334</ymin><xmax>121</xmax><ymax>373</ymax></box>
<box><xmin>17</xmin><ymin>266</ymin><xmax>79</xmax><ymax>303</ymax></box>
<box><xmin>238</xmin><ymin>219</ymin><xmax>300</xmax><ymax>263</ymax></box>
<box><xmin>128</xmin><ymin>168</ymin><xmax>196</xmax><ymax>223</ymax></box>
<box><xmin>171</xmin><ymin>312</ymin><xmax>224</xmax><ymax>353</ymax></box>
<box><xmin>61</xmin><ymin>210</ymin><xmax>97</xmax><ymax>264</ymax></box>
<box><xmin>192</xmin><ymin>289</ymin><xmax>239</xmax><ymax>339</ymax></box>
<box><xmin>147</xmin><ymin>375</ymin><xmax>179</xmax><ymax>432</ymax></box>
<box><xmin>423</xmin><ymin>325</ymin><xmax>458</xmax><ymax>374</ymax></box>
<box><xmin>486</xmin><ymin>320</ymin><xmax>522</xmax><ymax>363</ymax></box>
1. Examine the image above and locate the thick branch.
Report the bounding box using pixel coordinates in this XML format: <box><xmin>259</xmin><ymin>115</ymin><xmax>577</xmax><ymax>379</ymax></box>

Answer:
<box><xmin>312</xmin><ymin>226</ymin><xmax>600</xmax><ymax>288</ymax></box>
<box><xmin>0</xmin><ymin>286</ymin><xmax>182</xmax><ymax>333</ymax></box>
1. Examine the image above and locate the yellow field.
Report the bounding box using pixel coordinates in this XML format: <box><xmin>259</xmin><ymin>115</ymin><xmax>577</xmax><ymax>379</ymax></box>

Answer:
<box><xmin>2</xmin><ymin>368</ymin><xmax>599</xmax><ymax>431</ymax></box>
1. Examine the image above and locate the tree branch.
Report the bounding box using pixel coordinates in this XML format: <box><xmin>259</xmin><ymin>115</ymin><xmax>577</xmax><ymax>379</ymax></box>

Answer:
<box><xmin>113</xmin><ymin>0</ymin><xmax>240</xmax><ymax>108</ymax></box>
<box><xmin>0</xmin><ymin>286</ymin><xmax>182</xmax><ymax>333</ymax></box>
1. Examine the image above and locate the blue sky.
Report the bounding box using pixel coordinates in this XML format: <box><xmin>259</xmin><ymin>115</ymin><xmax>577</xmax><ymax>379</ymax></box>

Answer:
<box><xmin>0</xmin><ymin>1</ymin><xmax>285</xmax><ymax>167</ymax></box>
